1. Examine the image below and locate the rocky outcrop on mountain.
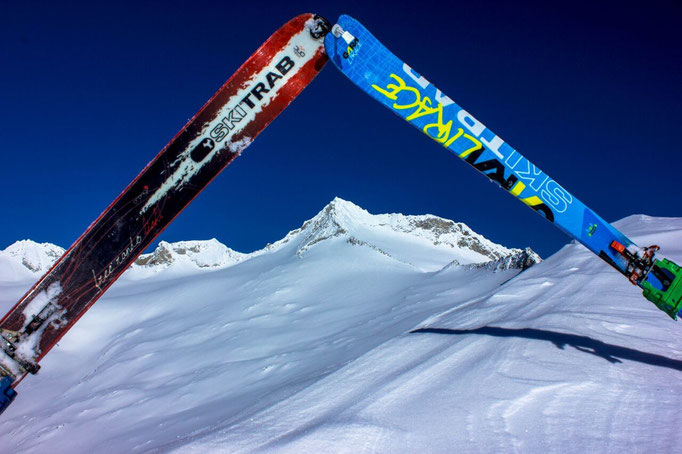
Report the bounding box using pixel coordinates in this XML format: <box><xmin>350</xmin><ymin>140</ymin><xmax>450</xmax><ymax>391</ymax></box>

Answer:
<box><xmin>134</xmin><ymin>239</ymin><xmax>246</xmax><ymax>269</ymax></box>
<box><xmin>462</xmin><ymin>247</ymin><xmax>542</xmax><ymax>272</ymax></box>
<box><xmin>270</xmin><ymin>198</ymin><xmax>540</xmax><ymax>270</ymax></box>
<box><xmin>0</xmin><ymin>240</ymin><xmax>65</xmax><ymax>275</ymax></box>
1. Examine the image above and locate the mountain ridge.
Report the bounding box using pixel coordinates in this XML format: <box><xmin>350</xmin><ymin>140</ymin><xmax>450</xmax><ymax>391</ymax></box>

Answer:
<box><xmin>0</xmin><ymin>198</ymin><xmax>540</xmax><ymax>277</ymax></box>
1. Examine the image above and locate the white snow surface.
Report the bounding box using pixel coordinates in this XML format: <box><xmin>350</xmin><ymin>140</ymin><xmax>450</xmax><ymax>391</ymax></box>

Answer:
<box><xmin>0</xmin><ymin>202</ymin><xmax>680</xmax><ymax>453</ymax></box>
<box><xmin>132</xmin><ymin>239</ymin><xmax>247</xmax><ymax>276</ymax></box>
<box><xmin>0</xmin><ymin>240</ymin><xmax>64</xmax><ymax>281</ymax></box>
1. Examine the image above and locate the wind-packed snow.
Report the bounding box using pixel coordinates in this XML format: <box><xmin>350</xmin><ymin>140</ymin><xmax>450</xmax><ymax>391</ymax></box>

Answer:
<box><xmin>0</xmin><ymin>202</ymin><xmax>679</xmax><ymax>453</ymax></box>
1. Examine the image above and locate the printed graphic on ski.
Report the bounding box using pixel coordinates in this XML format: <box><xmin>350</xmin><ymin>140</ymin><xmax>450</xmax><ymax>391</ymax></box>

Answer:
<box><xmin>0</xmin><ymin>13</ymin><xmax>330</xmax><ymax>415</ymax></box>
<box><xmin>324</xmin><ymin>15</ymin><xmax>682</xmax><ymax>319</ymax></box>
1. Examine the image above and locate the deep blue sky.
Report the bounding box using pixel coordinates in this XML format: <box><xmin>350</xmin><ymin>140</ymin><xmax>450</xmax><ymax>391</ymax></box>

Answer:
<box><xmin>1</xmin><ymin>1</ymin><xmax>680</xmax><ymax>258</ymax></box>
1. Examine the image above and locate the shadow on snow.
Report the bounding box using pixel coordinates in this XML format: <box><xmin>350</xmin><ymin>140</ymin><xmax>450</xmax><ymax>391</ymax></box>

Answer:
<box><xmin>411</xmin><ymin>326</ymin><xmax>682</xmax><ymax>371</ymax></box>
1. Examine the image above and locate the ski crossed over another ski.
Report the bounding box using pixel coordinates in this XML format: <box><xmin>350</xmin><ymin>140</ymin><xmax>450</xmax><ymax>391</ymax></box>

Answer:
<box><xmin>2</xmin><ymin>12</ymin><xmax>680</xmax><ymax>419</ymax></box>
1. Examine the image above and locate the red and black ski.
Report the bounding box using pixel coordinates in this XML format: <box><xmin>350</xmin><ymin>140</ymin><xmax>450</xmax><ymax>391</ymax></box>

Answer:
<box><xmin>0</xmin><ymin>13</ymin><xmax>330</xmax><ymax>414</ymax></box>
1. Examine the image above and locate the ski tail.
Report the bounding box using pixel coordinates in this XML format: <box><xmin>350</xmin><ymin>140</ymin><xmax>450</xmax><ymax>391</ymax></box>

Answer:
<box><xmin>641</xmin><ymin>259</ymin><xmax>682</xmax><ymax>319</ymax></box>
<box><xmin>324</xmin><ymin>14</ymin><xmax>682</xmax><ymax>319</ymax></box>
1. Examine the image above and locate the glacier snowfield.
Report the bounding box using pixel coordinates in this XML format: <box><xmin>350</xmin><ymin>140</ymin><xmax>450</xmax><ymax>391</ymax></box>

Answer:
<box><xmin>0</xmin><ymin>199</ymin><xmax>680</xmax><ymax>453</ymax></box>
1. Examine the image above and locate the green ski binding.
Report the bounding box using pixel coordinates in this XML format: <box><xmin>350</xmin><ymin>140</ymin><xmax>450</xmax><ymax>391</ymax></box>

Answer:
<box><xmin>641</xmin><ymin>259</ymin><xmax>682</xmax><ymax>319</ymax></box>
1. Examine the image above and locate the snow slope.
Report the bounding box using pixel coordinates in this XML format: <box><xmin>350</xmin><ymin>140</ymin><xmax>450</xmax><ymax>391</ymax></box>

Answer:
<box><xmin>1</xmin><ymin>202</ymin><xmax>679</xmax><ymax>453</ymax></box>
<box><xmin>175</xmin><ymin>214</ymin><xmax>682</xmax><ymax>454</ymax></box>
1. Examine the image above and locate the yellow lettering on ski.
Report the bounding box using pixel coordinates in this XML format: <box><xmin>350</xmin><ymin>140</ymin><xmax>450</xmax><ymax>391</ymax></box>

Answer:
<box><xmin>373</xmin><ymin>73</ymin><xmax>483</xmax><ymax>157</ymax></box>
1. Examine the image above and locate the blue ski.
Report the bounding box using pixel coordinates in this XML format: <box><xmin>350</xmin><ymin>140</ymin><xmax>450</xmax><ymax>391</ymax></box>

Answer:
<box><xmin>325</xmin><ymin>14</ymin><xmax>682</xmax><ymax>319</ymax></box>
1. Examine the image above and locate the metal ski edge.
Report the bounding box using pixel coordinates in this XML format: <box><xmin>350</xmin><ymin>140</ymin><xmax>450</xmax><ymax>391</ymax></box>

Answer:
<box><xmin>0</xmin><ymin>13</ymin><xmax>331</xmax><ymax>415</ymax></box>
<box><xmin>325</xmin><ymin>14</ymin><xmax>682</xmax><ymax>320</ymax></box>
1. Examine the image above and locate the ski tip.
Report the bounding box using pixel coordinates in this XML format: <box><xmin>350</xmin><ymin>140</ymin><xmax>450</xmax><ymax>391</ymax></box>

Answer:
<box><xmin>0</xmin><ymin>376</ymin><xmax>17</xmax><ymax>417</ymax></box>
<box><xmin>305</xmin><ymin>14</ymin><xmax>331</xmax><ymax>40</ymax></box>
<box><xmin>324</xmin><ymin>15</ymin><xmax>365</xmax><ymax>70</ymax></box>
<box><xmin>325</xmin><ymin>14</ymin><xmax>358</xmax><ymax>36</ymax></box>
<box><xmin>337</xmin><ymin>14</ymin><xmax>356</xmax><ymax>23</ymax></box>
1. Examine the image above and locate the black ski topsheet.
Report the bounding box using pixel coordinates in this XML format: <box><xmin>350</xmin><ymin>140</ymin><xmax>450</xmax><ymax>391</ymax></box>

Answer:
<box><xmin>0</xmin><ymin>14</ymin><xmax>329</xmax><ymax>388</ymax></box>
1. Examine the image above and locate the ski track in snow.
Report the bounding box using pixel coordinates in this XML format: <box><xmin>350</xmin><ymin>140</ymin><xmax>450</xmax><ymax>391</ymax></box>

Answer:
<box><xmin>0</xmin><ymin>207</ymin><xmax>681</xmax><ymax>453</ymax></box>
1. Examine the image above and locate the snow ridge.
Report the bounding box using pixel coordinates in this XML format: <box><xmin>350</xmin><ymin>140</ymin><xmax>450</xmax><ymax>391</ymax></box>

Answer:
<box><xmin>1</xmin><ymin>240</ymin><xmax>64</xmax><ymax>273</ymax></box>
<box><xmin>0</xmin><ymin>198</ymin><xmax>540</xmax><ymax>278</ymax></box>
<box><xmin>264</xmin><ymin>198</ymin><xmax>538</xmax><ymax>270</ymax></box>
<box><xmin>134</xmin><ymin>239</ymin><xmax>246</xmax><ymax>270</ymax></box>
<box><xmin>0</xmin><ymin>240</ymin><xmax>65</xmax><ymax>280</ymax></box>
<box><xmin>462</xmin><ymin>247</ymin><xmax>541</xmax><ymax>272</ymax></box>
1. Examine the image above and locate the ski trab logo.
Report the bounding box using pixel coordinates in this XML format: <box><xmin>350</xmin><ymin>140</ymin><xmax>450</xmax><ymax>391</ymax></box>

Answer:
<box><xmin>190</xmin><ymin>138</ymin><xmax>216</xmax><ymax>162</ymax></box>
<box><xmin>190</xmin><ymin>55</ymin><xmax>297</xmax><ymax>163</ymax></box>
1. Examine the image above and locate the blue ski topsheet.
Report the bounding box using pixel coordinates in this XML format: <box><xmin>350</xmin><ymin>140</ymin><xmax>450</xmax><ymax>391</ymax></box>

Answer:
<box><xmin>325</xmin><ymin>14</ymin><xmax>636</xmax><ymax>277</ymax></box>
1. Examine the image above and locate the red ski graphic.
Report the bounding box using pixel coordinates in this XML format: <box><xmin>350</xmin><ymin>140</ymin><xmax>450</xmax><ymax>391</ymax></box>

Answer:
<box><xmin>0</xmin><ymin>14</ymin><xmax>330</xmax><ymax>414</ymax></box>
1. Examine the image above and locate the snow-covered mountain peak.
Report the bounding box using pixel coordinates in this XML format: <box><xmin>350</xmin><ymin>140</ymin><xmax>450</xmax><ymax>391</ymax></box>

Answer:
<box><xmin>0</xmin><ymin>238</ymin><xmax>248</xmax><ymax>280</ymax></box>
<box><xmin>291</xmin><ymin>197</ymin><xmax>369</xmax><ymax>252</ymax></box>
<box><xmin>323</xmin><ymin>196</ymin><xmax>375</xmax><ymax>225</ymax></box>
<box><xmin>265</xmin><ymin>198</ymin><xmax>539</xmax><ymax>271</ymax></box>
<box><xmin>134</xmin><ymin>239</ymin><xmax>246</xmax><ymax>270</ymax></box>
<box><xmin>3</xmin><ymin>215</ymin><xmax>679</xmax><ymax>452</ymax></box>
<box><xmin>0</xmin><ymin>240</ymin><xmax>65</xmax><ymax>278</ymax></box>
<box><xmin>0</xmin><ymin>199</ymin><xmax>539</xmax><ymax>279</ymax></box>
